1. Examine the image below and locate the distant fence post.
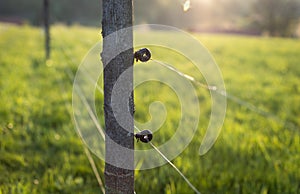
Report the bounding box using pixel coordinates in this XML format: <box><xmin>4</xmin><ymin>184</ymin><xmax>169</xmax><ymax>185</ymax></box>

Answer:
<box><xmin>101</xmin><ymin>0</ymin><xmax>134</xmax><ymax>193</ymax></box>
<box><xmin>43</xmin><ymin>0</ymin><xmax>50</xmax><ymax>59</ymax></box>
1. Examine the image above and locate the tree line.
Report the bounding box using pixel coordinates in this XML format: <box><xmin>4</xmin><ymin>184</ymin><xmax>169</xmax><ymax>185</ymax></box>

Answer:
<box><xmin>0</xmin><ymin>0</ymin><xmax>299</xmax><ymax>37</ymax></box>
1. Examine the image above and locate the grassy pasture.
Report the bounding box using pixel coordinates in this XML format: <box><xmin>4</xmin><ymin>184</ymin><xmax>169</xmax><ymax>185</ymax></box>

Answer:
<box><xmin>0</xmin><ymin>24</ymin><xmax>299</xmax><ymax>194</ymax></box>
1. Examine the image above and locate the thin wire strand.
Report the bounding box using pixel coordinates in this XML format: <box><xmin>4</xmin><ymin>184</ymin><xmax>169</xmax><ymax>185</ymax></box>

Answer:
<box><xmin>54</xmin><ymin>61</ymin><xmax>105</xmax><ymax>193</ymax></box>
<box><xmin>149</xmin><ymin>142</ymin><xmax>200</xmax><ymax>194</ymax></box>
<box><xmin>51</xmin><ymin>29</ymin><xmax>106</xmax><ymax>190</ymax></box>
<box><xmin>73</xmin><ymin>83</ymin><xmax>106</xmax><ymax>140</ymax></box>
<box><xmin>134</xmin><ymin>126</ymin><xmax>201</xmax><ymax>194</ymax></box>
<box><xmin>151</xmin><ymin>59</ymin><xmax>299</xmax><ymax>132</ymax></box>
<box><xmin>65</xmin><ymin>91</ymin><xmax>105</xmax><ymax>192</ymax></box>
<box><xmin>83</xmin><ymin>146</ymin><xmax>106</xmax><ymax>194</ymax></box>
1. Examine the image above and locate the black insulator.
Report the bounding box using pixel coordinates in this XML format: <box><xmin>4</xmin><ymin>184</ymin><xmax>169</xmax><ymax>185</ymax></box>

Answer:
<box><xmin>134</xmin><ymin>130</ymin><xmax>153</xmax><ymax>143</ymax></box>
<box><xmin>134</xmin><ymin>48</ymin><xmax>151</xmax><ymax>62</ymax></box>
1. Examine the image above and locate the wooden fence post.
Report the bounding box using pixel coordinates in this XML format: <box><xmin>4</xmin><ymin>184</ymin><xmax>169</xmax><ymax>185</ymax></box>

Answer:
<box><xmin>43</xmin><ymin>0</ymin><xmax>50</xmax><ymax>59</ymax></box>
<box><xmin>101</xmin><ymin>0</ymin><xmax>134</xmax><ymax>193</ymax></box>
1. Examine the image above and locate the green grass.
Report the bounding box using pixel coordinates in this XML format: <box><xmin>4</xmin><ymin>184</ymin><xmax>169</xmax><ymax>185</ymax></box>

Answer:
<box><xmin>0</xmin><ymin>23</ymin><xmax>299</xmax><ymax>194</ymax></box>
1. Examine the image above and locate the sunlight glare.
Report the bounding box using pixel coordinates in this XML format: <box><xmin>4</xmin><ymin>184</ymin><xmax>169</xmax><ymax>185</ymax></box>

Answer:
<box><xmin>183</xmin><ymin>0</ymin><xmax>191</xmax><ymax>12</ymax></box>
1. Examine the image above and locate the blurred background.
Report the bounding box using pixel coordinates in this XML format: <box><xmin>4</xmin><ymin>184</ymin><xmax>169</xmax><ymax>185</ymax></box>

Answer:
<box><xmin>1</xmin><ymin>0</ymin><xmax>300</xmax><ymax>37</ymax></box>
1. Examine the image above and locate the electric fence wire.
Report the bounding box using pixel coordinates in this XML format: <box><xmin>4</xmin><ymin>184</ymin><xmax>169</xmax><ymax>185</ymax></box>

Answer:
<box><xmin>52</xmin><ymin>43</ymin><xmax>105</xmax><ymax>193</ymax></box>
<box><xmin>151</xmin><ymin>59</ymin><xmax>299</xmax><ymax>132</ymax></box>
<box><xmin>134</xmin><ymin>126</ymin><xmax>201</xmax><ymax>194</ymax></box>
<box><xmin>56</xmin><ymin>69</ymin><xmax>105</xmax><ymax>193</ymax></box>
<box><xmin>65</xmin><ymin>68</ymin><xmax>105</xmax><ymax>140</ymax></box>
<box><xmin>56</xmin><ymin>43</ymin><xmax>201</xmax><ymax>194</ymax></box>
<box><xmin>148</xmin><ymin>59</ymin><xmax>297</xmax><ymax>170</ymax></box>
<box><xmin>56</xmin><ymin>73</ymin><xmax>105</xmax><ymax>193</ymax></box>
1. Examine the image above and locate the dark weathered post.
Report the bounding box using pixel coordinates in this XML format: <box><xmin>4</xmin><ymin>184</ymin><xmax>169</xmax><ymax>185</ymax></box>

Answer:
<box><xmin>101</xmin><ymin>0</ymin><xmax>134</xmax><ymax>193</ymax></box>
<box><xmin>43</xmin><ymin>0</ymin><xmax>50</xmax><ymax>59</ymax></box>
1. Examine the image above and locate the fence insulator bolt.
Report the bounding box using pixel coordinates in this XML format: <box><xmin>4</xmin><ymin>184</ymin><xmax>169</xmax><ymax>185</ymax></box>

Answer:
<box><xmin>135</xmin><ymin>130</ymin><xmax>153</xmax><ymax>143</ymax></box>
<box><xmin>134</xmin><ymin>48</ymin><xmax>151</xmax><ymax>62</ymax></box>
